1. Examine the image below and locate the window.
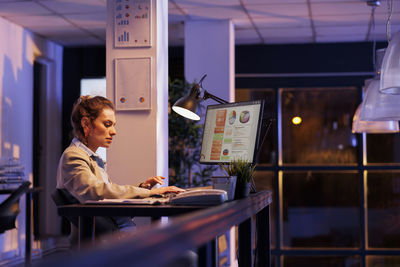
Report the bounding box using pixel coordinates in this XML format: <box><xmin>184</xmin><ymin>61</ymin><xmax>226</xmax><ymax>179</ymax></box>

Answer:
<box><xmin>281</xmin><ymin>87</ymin><xmax>359</xmax><ymax>165</ymax></box>
<box><xmin>237</xmin><ymin>85</ymin><xmax>400</xmax><ymax>267</ymax></box>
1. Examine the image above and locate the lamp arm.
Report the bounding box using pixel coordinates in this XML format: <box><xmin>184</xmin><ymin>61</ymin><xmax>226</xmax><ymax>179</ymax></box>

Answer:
<box><xmin>203</xmin><ymin>90</ymin><xmax>229</xmax><ymax>104</ymax></box>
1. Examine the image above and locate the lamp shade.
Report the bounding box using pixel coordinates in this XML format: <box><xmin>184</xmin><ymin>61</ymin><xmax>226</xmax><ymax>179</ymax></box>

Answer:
<box><xmin>353</xmin><ymin>104</ymin><xmax>399</xmax><ymax>133</ymax></box>
<box><xmin>360</xmin><ymin>78</ymin><xmax>400</xmax><ymax>121</ymax></box>
<box><xmin>380</xmin><ymin>31</ymin><xmax>400</xmax><ymax>94</ymax></box>
<box><xmin>172</xmin><ymin>85</ymin><xmax>201</xmax><ymax>120</ymax></box>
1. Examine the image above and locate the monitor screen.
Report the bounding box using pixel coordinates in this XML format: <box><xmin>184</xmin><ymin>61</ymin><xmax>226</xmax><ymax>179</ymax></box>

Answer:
<box><xmin>199</xmin><ymin>100</ymin><xmax>264</xmax><ymax>164</ymax></box>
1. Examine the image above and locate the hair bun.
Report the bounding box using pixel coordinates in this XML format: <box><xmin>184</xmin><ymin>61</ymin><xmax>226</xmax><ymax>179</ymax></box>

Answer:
<box><xmin>79</xmin><ymin>95</ymin><xmax>91</xmax><ymax>103</ymax></box>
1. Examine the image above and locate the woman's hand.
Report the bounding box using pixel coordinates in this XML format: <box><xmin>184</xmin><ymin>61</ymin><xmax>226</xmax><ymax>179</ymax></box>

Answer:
<box><xmin>140</xmin><ymin>176</ymin><xmax>166</xmax><ymax>189</ymax></box>
<box><xmin>150</xmin><ymin>186</ymin><xmax>185</xmax><ymax>195</ymax></box>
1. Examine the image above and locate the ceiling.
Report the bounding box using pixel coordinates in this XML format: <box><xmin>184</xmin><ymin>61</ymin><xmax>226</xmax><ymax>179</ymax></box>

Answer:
<box><xmin>0</xmin><ymin>0</ymin><xmax>399</xmax><ymax>47</ymax></box>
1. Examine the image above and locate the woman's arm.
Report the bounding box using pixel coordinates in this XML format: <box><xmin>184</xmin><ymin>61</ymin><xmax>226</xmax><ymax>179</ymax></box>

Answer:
<box><xmin>57</xmin><ymin>147</ymin><xmax>152</xmax><ymax>203</ymax></box>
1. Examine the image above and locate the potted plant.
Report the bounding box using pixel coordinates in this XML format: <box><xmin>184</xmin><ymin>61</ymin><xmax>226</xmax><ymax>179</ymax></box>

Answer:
<box><xmin>220</xmin><ymin>159</ymin><xmax>256</xmax><ymax>199</ymax></box>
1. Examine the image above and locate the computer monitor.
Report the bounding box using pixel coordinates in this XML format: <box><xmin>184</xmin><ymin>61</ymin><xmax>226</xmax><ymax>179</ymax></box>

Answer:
<box><xmin>199</xmin><ymin>100</ymin><xmax>264</xmax><ymax>164</ymax></box>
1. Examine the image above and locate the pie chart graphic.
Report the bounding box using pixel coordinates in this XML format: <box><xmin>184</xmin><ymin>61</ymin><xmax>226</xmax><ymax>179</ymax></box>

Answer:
<box><xmin>239</xmin><ymin>111</ymin><xmax>250</xmax><ymax>123</ymax></box>
<box><xmin>229</xmin><ymin>110</ymin><xmax>236</xmax><ymax>125</ymax></box>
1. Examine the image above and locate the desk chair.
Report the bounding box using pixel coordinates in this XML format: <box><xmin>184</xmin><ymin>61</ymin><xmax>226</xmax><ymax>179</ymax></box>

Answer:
<box><xmin>51</xmin><ymin>188</ymin><xmax>119</xmax><ymax>244</ymax></box>
<box><xmin>0</xmin><ymin>181</ymin><xmax>31</xmax><ymax>233</ymax></box>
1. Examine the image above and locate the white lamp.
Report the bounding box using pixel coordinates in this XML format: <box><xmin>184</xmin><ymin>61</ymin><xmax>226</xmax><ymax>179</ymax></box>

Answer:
<box><xmin>352</xmin><ymin>1</ymin><xmax>399</xmax><ymax>133</ymax></box>
<box><xmin>352</xmin><ymin>103</ymin><xmax>399</xmax><ymax>133</ymax></box>
<box><xmin>360</xmin><ymin>78</ymin><xmax>400</xmax><ymax>121</ymax></box>
<box><xmin>380</xmin><ymin>31</ymin><xmax>400</xmax><ymax>94</ymax></box>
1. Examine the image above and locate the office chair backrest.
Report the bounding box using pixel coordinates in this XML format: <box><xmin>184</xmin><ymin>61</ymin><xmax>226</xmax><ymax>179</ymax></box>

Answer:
<box><xmin>51</xmin><ymin>188</ymin><xmax>80</xmax><ymax>227</ymax></box>
<box><xmin>51</xmin><ymin>188</ymin><xmax>119</xmax><ymax>234</ymax></box>
<box><xmin>0</xmin><ymin>181</ymin><xmax>31</xmax><ymax>233</ymax></box>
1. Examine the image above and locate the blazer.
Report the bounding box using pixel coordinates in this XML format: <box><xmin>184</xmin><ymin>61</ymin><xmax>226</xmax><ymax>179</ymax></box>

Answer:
<box><xmin>56</xmin><ymin>143</ymin><xmax>151</xmax><ymax>203</ymax></box>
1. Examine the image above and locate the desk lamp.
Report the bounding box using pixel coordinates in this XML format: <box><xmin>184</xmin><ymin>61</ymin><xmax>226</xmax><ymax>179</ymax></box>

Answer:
<box><xmin>172</xmin><ymin>74</ymin><xmax>228</xmax><ymax>120</ymax></box>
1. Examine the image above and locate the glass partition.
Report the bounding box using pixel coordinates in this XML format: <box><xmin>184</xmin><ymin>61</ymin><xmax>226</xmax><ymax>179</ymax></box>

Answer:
<box><xmin>281</xmin><ymin>171</ymin><xmax>361</xmax><ymax>248</ymax></box>
<box><xmin>366</xmin><ymin>134</ymin><xmax>400</xmax><ymax>164</ymax></box>
<box><xmin>367</xmin><ymin>171</ymin><xmax>400</xmax><ymax>248</ymax></box>
<box><xmin>280</xmin><ymin>87</ymin><xmax>359</xmax><ymax>165</ymax></box>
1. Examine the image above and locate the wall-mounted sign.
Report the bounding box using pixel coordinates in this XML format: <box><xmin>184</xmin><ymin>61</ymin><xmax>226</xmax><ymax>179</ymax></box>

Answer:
<box><xmin>114</xmin><ymin>0</ymin><xmax>151</xmax><ymax>48</ymax></box>
<box><xmin>114</xmin><ymin>57</ymin><xmax>152</xmax><ymax>110</ymax></box>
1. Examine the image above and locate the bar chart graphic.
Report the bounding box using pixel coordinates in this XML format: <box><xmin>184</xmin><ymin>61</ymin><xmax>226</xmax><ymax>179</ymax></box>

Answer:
<box><xmin>114</xmin><ymin>0</ymin><xmax>151</xmax><ymax>48</ymax></box>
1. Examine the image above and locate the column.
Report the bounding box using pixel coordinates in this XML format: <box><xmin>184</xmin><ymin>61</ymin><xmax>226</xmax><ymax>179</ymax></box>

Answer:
<box><xmin>184</xmin><ymin>20</ymin><xmax>235</xmax><ymax>113</ymax></box>
<box><xmin>106</xmin><ymin>0</ymin><xmax>168</xmax><ymax>185</ymax></box>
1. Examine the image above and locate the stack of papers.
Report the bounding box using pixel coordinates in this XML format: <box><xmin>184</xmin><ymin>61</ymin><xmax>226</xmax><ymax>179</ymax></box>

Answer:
<box><xmin>85</xmin><ymin>197</ymin><xmax>169</xmax><ymax>205</ymax></box>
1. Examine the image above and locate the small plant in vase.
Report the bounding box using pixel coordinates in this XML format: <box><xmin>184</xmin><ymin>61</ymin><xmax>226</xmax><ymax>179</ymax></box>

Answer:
<box><xmin>220</xmin><ymin>159</ymin><xmax>256</xmax><ymax>199</ymax></box>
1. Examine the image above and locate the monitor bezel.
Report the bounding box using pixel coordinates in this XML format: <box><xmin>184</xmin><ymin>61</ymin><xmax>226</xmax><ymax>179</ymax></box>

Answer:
<box><xmin>199</xmin><ymin>100</ymin><xmax>265</xmax><ymax>165</ymax></box>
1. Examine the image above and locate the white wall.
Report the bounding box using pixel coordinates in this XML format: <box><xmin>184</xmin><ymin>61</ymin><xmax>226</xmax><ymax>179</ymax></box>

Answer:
<box><xmin>0</xmin><ymin>16</ymin><xmax>63</xmax><ymax>262</ymax></box>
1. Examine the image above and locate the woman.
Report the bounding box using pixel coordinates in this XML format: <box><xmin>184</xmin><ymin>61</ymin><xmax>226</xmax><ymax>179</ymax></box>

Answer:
<box><xmin>57</xmin><ymin>95</ymin><xmax>183</xmax><ymax>205</ymax></box>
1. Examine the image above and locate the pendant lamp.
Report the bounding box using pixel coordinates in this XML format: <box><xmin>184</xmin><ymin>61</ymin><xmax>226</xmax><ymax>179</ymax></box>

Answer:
<box><xmin>352</xmin><ymin>103</ymin><xmax>399</xmax><ymax>133</ymax></box>
<box><xmin>360</xmin><ymin>78</ymin><xmax>400</xmax><ymax>121</ymax></box>
<box><xmin>352</xmin><ymin>0</ymin><xmax>399</xmax><ymax>133</ymax></box>
<box><xmin>380</xmin><ymin>31</ymin><xmax>400</xmax><ymax>94</ymax></box>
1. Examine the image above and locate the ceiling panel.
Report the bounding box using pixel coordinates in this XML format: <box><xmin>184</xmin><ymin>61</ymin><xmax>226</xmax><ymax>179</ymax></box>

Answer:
<box><xmin>181</xmin><ymin>6</ymin><xmax>247</xmax><ymax>20</ymax></box>
<box><xmin>0</xmin><ymin>0</ymin><xmax>399</xmax><ymax>47</ymax></box>
<box><xmin>32</xmin><ymin>26</ymin><xmax>85</xmax><ymax>36</ymax></box>
<box><xmin>246</xmin><ymin>3</ymin><xmax>309</xmax><ymax>17</ymax></box>
<box><xmin>310</xmin><ymin>2</ymin><xmax>372</xmax><ymax>16</ymax></box>
<box><xmin>242</xmin><ymin>0</ymin><xmax>306</xmax><ymax>3</ymax></box>
<box><xmin>64</xmin><ymin>12</ymin><xmax>106</xmax><ymax>28</ymax></box>
<box><xmin>39</xmin><ymin>0</ymin><xmax>105</xmax><ymax>14</ymax></box>
<box><xmin>171</xmin><ymin>0</ymin><xmax>240</xmax><ymax>7</ymax></box>
<box><xmin>316</xmin><ymin>25</ymin><xmax>368</xmax><ymax>37</ymax></box>
<box><xmin>310</xmin><ymin>0</ymin><xmax>365</xmax><ymax>2</ymax></box>
<box><xmin>0</xmin><ymin>1</ymin><xmax>51</xmax><ymax>17</ymax></box>
<box><xmin>6</xmin><ymin>15</ymin><xmax>70</xmax><ymax>28</ymax></box>
<box><xmin>252</xmin><ymin>16</ymin><xmax>311</xmax><ymax>29</ymax></box>
<box><xmin>313</xmin><ymin>13</ymin><xmax>370</xmax><ymax>27</ymax></box>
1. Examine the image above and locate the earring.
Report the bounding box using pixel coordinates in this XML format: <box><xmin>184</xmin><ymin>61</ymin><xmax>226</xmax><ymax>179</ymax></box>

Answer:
<box><xmin>83</xmin><ymin>130</ymin><xmax>89</xmax><ymax>145</ymax></box>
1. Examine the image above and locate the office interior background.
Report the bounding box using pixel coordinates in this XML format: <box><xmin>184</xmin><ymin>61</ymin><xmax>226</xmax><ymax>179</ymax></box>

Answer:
<box><xmin>1</xmin><ymin>0</ymin><xmax>400</xmax><ymax>266</ymax></box>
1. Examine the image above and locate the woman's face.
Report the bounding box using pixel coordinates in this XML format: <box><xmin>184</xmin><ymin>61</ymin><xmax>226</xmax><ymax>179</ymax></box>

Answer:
<box><xmin>86</xmin><ymin>108</ymin><xmax>117</xmax><ymax>152</ymax></box>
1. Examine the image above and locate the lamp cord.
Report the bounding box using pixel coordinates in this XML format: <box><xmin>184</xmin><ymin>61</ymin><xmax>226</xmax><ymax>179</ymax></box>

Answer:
<box><xmin>386</xmin><ymin>0</ymin><xmax>394</xmax><ymax>43</ymax></box>
<box><xmin>372</xmin><ymin>3</ymin><xmax>377</xmax><ymax>72</ymax></box>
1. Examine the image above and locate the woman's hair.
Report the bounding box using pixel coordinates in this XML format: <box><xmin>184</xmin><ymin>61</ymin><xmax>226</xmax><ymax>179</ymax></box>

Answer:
<box><xmin>70</xmin><ymin>95</ymin><xmax>114</xmax><ymax>140</ymax></box>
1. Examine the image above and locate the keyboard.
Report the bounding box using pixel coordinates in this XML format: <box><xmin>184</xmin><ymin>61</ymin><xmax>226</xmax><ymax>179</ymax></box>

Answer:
<box><xmin>169</xmin><ymin>188</ymin><xmax>228</xmax><ymax>206</ymax></box>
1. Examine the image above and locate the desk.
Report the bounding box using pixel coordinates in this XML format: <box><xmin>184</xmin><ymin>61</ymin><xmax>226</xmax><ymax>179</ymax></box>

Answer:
<box><xmin>57</xmin><ymin>190</ymin><xmax>272</xmax><ymax>267</ymax></box>
<box><xmin>0</xmin><ymin>186</ymin><xmax>41</xmax><ymax>266</ymax></box>
<box><xmin>58</xmin><ymin>203</ymin><xmax>207</xmax><ymax>245</ymax></box>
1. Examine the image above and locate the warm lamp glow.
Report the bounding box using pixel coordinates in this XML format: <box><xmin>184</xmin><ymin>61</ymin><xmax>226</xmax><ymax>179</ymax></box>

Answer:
<box><xmin>292</xmin><ymin>116</ymin><xmax>302</xmax><ymax>125</ymax></box>
<box><xmin>171</xmin><ymin>106</ymin><xmax>200</xmax><ymax>121</ymax></box>
<box><xmin>172</xmin><ymin>74</ymin><xmax>228</xmax><ymax>120</ymax></box>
